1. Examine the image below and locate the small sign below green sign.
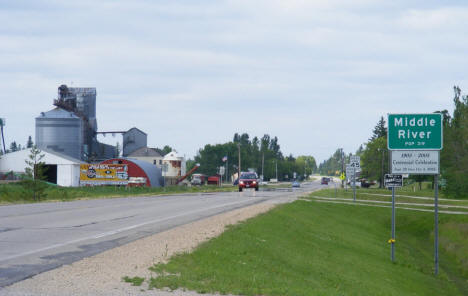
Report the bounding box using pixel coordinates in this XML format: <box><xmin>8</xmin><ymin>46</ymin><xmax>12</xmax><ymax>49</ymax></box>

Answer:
<box><xmin>388</xmin><ymin>113</ymin><xmax>443</xmax><ymax>150</ymax></box>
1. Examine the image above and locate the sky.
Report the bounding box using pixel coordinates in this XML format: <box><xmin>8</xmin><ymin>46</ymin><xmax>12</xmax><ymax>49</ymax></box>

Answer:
<box><xmin>1</xmin><ymin>0</ymin><xmax>467</xmax><ymax>163</ymax></box>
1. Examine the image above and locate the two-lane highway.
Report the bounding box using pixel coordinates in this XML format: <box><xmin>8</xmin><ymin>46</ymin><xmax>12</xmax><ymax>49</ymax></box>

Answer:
<box><xmin>0</xmin><ymin>181</ymin><xmax>326</xmax><ymax>287</ymax></box>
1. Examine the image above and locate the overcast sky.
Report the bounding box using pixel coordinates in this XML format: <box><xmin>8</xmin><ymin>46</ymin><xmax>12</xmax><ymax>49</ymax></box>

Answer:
<box><xmin>1</xmin><ymin>0</ymin><xmax>467</xmax><ymax>163</ymax></box>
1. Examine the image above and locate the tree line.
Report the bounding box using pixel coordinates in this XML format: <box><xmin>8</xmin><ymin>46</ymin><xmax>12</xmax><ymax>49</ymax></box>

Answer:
<box><xmin>318</xmin><ymin>86</ymin><xmax>468</xmax><ymax>198</ymax></box>
<box><xmin>188</xmin><ymin>133</ymin><xmax>317</xmax><ymax>181</ymax></box>
<box><xmin>0</xmin><ymin>136</ymin><xmax>33</xmax><ymax>155</ymax></box>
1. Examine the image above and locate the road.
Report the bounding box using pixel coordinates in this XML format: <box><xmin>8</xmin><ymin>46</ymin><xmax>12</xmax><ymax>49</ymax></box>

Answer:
<box><xmin>0</xmin><ymin>181</ymin><xmax>325</xmax><ymax>287</ymax></box>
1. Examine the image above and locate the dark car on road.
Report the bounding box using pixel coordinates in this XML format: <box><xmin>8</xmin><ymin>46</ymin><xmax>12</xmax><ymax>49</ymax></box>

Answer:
<box><xmin>359</xmin><ymin>178</ymin><xmax>376</xmax><ymax>188</ymax></box>
<box><xmin>238</xmin><ymin>172</ymin><xmax>259</xmax><ymax>192</ymax></box>
<box><xmin>321</xmin><ymin>177</ymin><xmax>330</xmax><ymax>185</ymax></box>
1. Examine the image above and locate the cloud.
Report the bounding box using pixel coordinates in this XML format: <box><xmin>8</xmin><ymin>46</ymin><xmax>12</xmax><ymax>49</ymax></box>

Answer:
<box><xmin>0</xmin><ymin>1</ymin><xmax>467</xmax><ymax>162</ymax></box>
<box><xmin>397</xmin><ymin>7</ymin><xmax>468</xmax><ymax>30</ymax></box>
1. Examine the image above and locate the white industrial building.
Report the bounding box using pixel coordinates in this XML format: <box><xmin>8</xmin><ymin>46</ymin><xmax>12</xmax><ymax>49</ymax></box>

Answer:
<box><xmin>162</xmin><ymin>151</ymin><xmax>186</xmax><ymax>185</ymax></box>
<box><xmin>0</xmin><ymin>148</ymin><xmax>82</xmax><ymax>187</ymax></box>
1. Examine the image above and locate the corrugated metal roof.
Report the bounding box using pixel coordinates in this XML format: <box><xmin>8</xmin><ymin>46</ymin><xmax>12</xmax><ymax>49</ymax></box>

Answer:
<box><xmin>41</xmin><ymin>148</ymin><xmax>83</xmax><ymax>163</ymax></box>
<box><xmin>127</xmin><ymin>147</ymin><xmax>162</xmax><ymax>157</ymax></box>
<box><xmin>123</xmin><ymin>158</ymin><xmax>161</xmax><ymax>187</ymax></box>
<box><xmin>125</xmin><ymin>127</ymin><xmax>147</xmax><ymax>135</ymax></box>
<box><xmin>37</xmin><ymin>108</ymin><xmax>80</xmax><ymax>119</ymax></box>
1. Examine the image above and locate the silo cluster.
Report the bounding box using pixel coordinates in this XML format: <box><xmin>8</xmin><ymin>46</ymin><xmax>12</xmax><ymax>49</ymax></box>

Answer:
<box><xmin>35</xmin><ymin>84</ymin><xmax>115</xmax><ymax>161</ymax></box>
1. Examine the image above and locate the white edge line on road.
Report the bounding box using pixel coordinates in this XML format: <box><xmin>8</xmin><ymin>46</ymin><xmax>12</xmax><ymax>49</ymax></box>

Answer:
<box><xmin>0</xmin><ymin>198</ymin><xmax>258</xmax><ymax>263</ymax></box>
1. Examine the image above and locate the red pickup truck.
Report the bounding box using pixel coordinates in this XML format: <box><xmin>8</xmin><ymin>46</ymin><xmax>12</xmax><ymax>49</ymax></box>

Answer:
<box><xmin>238</xmin><ymin>172</ymin><xmax>259</xmax><ymax>192</ymax></box>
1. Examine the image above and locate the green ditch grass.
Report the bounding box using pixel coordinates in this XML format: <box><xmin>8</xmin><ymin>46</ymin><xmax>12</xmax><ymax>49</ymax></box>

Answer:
<box><xmin>0</xmin><ymin>182</ymin><xmax>235</xmax><ymax>204</ymax></box>
<box><xmin>147</xmin><ymin>200</ymin><xmax>468</xmax><ymax>295</ymax></box>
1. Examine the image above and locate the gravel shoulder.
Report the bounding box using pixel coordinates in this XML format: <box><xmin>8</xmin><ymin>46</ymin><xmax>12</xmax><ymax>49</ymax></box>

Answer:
<box><xmin>2</xmin><ymin>202</ymin><xmax>277</xmax><ymax>296</ymax></box>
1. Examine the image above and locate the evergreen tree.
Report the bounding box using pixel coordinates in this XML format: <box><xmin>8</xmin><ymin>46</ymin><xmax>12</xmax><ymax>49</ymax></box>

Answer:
<box><xmin>440</xmin><ymin>86</ymin><xmax>468</xmax><ymax>197</ymax></box>
<box><xmin>318</xmin><ymin>148</ymin><xmax>345</xmax><ymax>176</ymax></box>
<box><xmin>9</xmin><ymin>141</ymin><xmax>18</xmax><ymax>152</ymax></box>
<box><xmin>369</xmin><ymin>116</ymin><xmax>387</xmax><ymax>141</ymax></box>
<box><xmin>361</xmin><ymin>137</ymin><xmax>388</xmax><ymax>188</ymax></box>
<box><xmin>24</xmin><ymin>146</ymin><xmax>47</xmax><ymax>201</ymax></box>
<box><xmin>26</xmin><ymin>136</ymin><xmax>33</xmax><ymax>148</ymax></box>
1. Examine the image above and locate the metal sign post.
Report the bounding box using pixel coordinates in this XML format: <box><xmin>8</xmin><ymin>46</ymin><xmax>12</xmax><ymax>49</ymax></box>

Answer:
<box><xmin>388</xmin><ymin>113</ymin><xmax>443</xmax><ymax>274</ymax></box>
<box><xmin>391</xmin><ymin>186</ymin><xmax>396</xmax><ymax>261</ymax></box>
<box><xmin>353</xmin><ymin>166</ymin><xmax>356</xmax><ymax>202</ymax></box>
<box><xmin>385</xmin><ymin>174</ymin><xmax>402</xmax><ymax>262</ymax></box>
<box><xmin>434</xmin><ymin>174</ymin><xmax>439</xmax><ymax>275</ymax></box>
<box><xmin>346</xmin><ymin>159</ymin><xmax>360</xmax><ymax>202</ymax></box>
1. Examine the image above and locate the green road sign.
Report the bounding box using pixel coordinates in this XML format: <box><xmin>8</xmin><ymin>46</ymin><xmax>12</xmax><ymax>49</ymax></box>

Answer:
<box><xmin>387</xmin><ymin>113</ymin><xmax>443</xmax><ymax>150</ymax></box>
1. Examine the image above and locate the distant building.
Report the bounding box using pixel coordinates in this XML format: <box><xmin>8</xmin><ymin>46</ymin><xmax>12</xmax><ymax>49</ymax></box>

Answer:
<box><xmin>126</xmin><ymin>147</ymin><xmax>163</xmax><ymax>167</ymax></box>
<box><xmin>122</xmin><ymin>128</ymin><xmax>147</xmax><ymax>157</ymax></box>
<box><xmin>0</xmin><ymin>149</ymin><xmax>82</xmax><ymax>187</ymax></box>
<box><xmin>162</xmin><ymin>151</ymin><xmax>186</xmax><ymax>185</ymax></box>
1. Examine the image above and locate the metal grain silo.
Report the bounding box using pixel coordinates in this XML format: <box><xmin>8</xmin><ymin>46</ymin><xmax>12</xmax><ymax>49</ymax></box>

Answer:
<box><xmin>74</xmin><ymin>88</ymin><xmax>97</xmax><ymax>131</ymax></box>
<box><xmin>36</xmin><ymin>108</ymin><xmax>83</xmax><ymax>160</ymax></box>
<box><xmin>122</xmin><ymin>128</ymin><xmax>147</xmax><ymax>157</ymax></box>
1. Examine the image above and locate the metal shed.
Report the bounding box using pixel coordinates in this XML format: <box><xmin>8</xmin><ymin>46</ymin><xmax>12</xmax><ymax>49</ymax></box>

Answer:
<box><xmin>100</xmin><ymin>158</ymin><xmax>162</xmax><ymax>187</ymax></box>
<box><xmin>0</xmin><ymin>148</ymin><xmax>82</xmax><ymax>187</ymax></box>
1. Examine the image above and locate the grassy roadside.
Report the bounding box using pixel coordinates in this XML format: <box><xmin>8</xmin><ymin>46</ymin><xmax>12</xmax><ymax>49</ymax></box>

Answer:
<box><xmin>143</xmin><ymin>200</ymin><xmax>468</xmax><ymax>295</ymax></box>
<box><xmin>0</xmin><ymin>182</ymin><xmax>293</xmax><ymax>205</ymax></box>
<box><xmin>0</xmin><ymin>182</ymin><xmax>236</xmax><ymax>204</ymax></box>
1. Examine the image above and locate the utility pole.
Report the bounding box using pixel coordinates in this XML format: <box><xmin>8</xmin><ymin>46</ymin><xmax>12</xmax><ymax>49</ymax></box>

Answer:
<box><xmin>261</xmin><ymin>152</ymin><xmax>264</xmax><ymax>181</ymax></box>
<box><xmin>226</xmin><ymin>157</ymin><xmax>228</xmax><ymax>184</ymax></box>
<box><xmin>238</xmin><ymin>143</ymin><xmax>241</xmax><ymax>181</ymax></box>
<box><xmin>275</xmin><ymin>159</ymin><xmax>278</xmax><ymax>180</ymax></box>
<box><xmin>381</xmin><ymin>149</ymin><xmax>385</xmax><ymax>188</ymax></box>
<box><xmin>341</xmin><ymin>148</ymin><xmax>344</xmax><ymax>188</ymax></box>
<box><xmin>219</xmin><ymin>166</ymin><xmax>223</xmax><ymax>187</ymax></box>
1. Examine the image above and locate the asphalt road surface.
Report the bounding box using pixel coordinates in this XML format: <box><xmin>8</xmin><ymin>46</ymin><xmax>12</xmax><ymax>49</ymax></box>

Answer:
<box><xmin>0</xmin><ymin>181</ymin><xmax>328</xmax><ymax>287</ymax></box>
